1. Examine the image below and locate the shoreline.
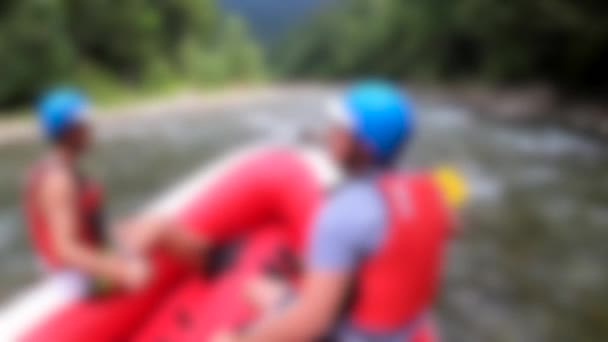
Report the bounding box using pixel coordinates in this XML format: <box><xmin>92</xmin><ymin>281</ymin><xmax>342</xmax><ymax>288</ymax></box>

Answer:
<box><xmin>0</xmin><ymin>86</ymin><xmax>289</xmax><ymax>146</ymax></box>
<box><xmin>2</xmin><ymin>83</ymin><xmax>607</xmax><ymax>146</ymax></box>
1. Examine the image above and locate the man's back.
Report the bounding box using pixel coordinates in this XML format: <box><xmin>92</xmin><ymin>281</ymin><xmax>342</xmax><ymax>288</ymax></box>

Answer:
<box><xmin>308</xmin><ymin>172</ymin><xmax>451</xmax><ymax>341</ymax></box>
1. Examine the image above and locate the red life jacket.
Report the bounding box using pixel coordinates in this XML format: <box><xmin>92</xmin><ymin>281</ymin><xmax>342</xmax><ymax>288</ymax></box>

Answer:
<box><xmin>349</xmin><ymin>172</ymin><xmax>452</xmax><ymax>332</ymax></box>
<box><xmin>23</xmin><ymin>161</ymin><xmax>104</xmax><ymax>270</ymax></box>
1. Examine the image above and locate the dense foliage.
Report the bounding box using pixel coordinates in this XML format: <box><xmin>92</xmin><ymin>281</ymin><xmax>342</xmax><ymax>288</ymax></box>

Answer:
<box><xmin>0</xmin><ymin>0</ymin><xmax>265</xmax><ymax>108</ymax></box>
<box><xmin>279</xmin><ymin>0</ymin><xmax>608</xmax><ymax>92</ymax></box>
<box><xmin>3</xmin><ymin>0</ymin><xmax>606</xmax><ymax>109</ymax></box>
<box><xmin>220</xmin><ymin>0</ymin><xmax>338</xmax><ymax>46</ymax></box>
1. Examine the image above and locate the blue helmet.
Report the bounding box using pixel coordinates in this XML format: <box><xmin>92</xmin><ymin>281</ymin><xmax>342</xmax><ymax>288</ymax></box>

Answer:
<box><xmin>38</xmin><ymin>88</ymin><xmax>90</xmax><ymax>141</ymax></box>
<box><xmin>330</xmin><ymin>81</ymin><xmax>415</xmax><ymax>163</ymax></box>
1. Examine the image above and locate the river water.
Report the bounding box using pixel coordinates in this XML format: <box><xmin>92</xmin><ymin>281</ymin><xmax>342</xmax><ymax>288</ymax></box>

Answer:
<box><xmin>0</xmin><ymin>90</ymin><xmax>606</xmax><ymax>341</ymax></box>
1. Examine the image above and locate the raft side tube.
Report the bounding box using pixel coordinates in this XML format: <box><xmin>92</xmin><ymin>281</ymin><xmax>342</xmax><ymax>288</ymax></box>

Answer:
<box><xmin>0</xmin><ymin>144</ymin><xmax>339</xmax><ymax>341</ymax></box>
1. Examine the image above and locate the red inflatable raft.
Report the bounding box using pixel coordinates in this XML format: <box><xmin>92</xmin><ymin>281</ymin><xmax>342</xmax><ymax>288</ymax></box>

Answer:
<box><xmin>0</xmin><ymin>144</ymin><xmax>438</xmax><ymax>341</ymax></box>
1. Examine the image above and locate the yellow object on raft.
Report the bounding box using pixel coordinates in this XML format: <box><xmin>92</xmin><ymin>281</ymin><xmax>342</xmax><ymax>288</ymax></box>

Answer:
<box><xmin>433</xmin><ymin>166</ymin><xmax>469</xmax><ymax>209</ymax></box>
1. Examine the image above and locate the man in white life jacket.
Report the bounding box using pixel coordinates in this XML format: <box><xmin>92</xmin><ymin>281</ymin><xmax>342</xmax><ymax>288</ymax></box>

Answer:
<box><xmin>213</xmin><ymin>81</ymin><xmax>456</xmax><ymax>342</ymax></box>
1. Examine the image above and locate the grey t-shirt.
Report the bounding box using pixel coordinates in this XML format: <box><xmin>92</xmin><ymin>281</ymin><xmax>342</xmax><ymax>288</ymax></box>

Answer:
<box><xmin>307</xmin><ymin>174</ymin><xmax>421</xmax><ymax>341</ymax></box>
<box><xmin>308</xmin><ymin>174</ymin><xmax>387</xmax><ymax>272</ymax></box>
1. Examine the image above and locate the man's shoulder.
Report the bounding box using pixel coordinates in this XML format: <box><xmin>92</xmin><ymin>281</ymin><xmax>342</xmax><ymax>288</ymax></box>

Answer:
<box><xmin>330</xmin><ymin>179</ymin><xmax>385</xmax><ymax>208</ymax></box>
<box><xmin>309</xmin><ymin>178</ymin><xmax>389</xmax><ymax>266</ymax></box>
<box><xmin>322</xmin><ymin>179</ymin><xmax>388</xmax><ymax>230</ymax></box>
<box><xmin>36</xmin><ymin>162</ymin><xmax>76</xmax><ymax>197</ymax></box>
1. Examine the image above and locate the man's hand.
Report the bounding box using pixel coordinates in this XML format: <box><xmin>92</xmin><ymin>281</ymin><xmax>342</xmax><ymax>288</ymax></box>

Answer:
<box><xmin>114</xmin><ymin>213</ymin><xmax>210</xmax><ymax>269</ymax></box>
<box><xmin>245</xmin><ymin>275</ymin><xmax>290</xmax><ymax>313</ymax></box>
<box><xmin>112</xmin><ymin>215</ymin><xmax>169</xmax><ymax>255</ymax></box>
<box><xmin>91</xmin><ymin>256</ymin><xmax>152</xmax><ymax>293</ymax></box>
<box><xmin>232</xmin><ymin>270</ymin><xmax>351</xmax><ymax>342</ymax></box>
<box><xmin>121</xmin><ymin>257</ymin><xmax>152</xmax><ymax>291</ymax></box>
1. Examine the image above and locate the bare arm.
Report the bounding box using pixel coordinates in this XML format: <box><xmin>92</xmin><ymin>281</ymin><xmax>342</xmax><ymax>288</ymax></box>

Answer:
<box><xmin>239</xmin><ymin>270</ymin><xmax>350</xmax><ymax>342</ymax></box>
<box><xmin>40</xmin><ymin>169</ymin><xmax>133</xmax><ymax>284</ymax></box>
<box><xmin>115</xmin><ymin>214</ymin><xmax>209</xmax><ymax>266</ymax></box>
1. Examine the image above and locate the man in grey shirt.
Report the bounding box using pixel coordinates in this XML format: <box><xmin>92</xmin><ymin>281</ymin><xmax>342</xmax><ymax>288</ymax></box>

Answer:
<box><xmin>308</xmin><ymin>174</ymin><xmax>419</xmax><ymax>342</ymax></box>
<box><xmin>309</xmin><ymin>173</ymin><xmax>387</xmax><ymax>274</ymax></box>
<box><xmin>214</xmin><ymin>82</ymin><xmax>441</xmax><ymax>342</ymax></box>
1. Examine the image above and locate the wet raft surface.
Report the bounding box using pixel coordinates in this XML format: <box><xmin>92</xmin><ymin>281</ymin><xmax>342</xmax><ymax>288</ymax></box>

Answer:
<box><xmin>0</xmin><ymin>89</ymin><xmax>607</xmax><ymax>341</ymax></box>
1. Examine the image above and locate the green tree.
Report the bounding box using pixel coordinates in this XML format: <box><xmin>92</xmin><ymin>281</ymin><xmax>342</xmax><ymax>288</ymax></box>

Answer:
<box><xmin>179</xmin><ymin>16</ymin><xmax>265</xmax><ymax>85</ymax></box>
<box><xmin>63</xmin><ymin>0</ymin><xmax>163</xmax><ymax>78</ymax></box>
<box><xmin>0</xmin><ymin>1</ymin><xmax>74</xmax><ymax>106</ymax></box>
<box><xmin>218</xmin><ymin>16</ymin><xmax>266</xmax><ymax>82</ymax></box>
<box><xmin>0</xmin><ymin>0</ymin><xmax>267</xmax><ymax>111</ymax></box>
<box><xmin>279</xmin><ymin>0</ymin><xmax>608</xmax><ymax>92</ymax></box>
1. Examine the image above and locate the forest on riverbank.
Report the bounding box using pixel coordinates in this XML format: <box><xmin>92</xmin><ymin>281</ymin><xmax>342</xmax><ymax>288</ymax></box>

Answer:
<box><xmin>278</xmin><ymin>0</ymin><xmax>608</xmax><ymax>96</ymax></box>
<box><xmin>2</xmin><ymin>0</ymin><xmax>607</xmax><ymax>115</ymax></box>
<box><xmin>0</xmin><ymin>0</ymin><xmax>265</xmax><ymax>110</ymax></box>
